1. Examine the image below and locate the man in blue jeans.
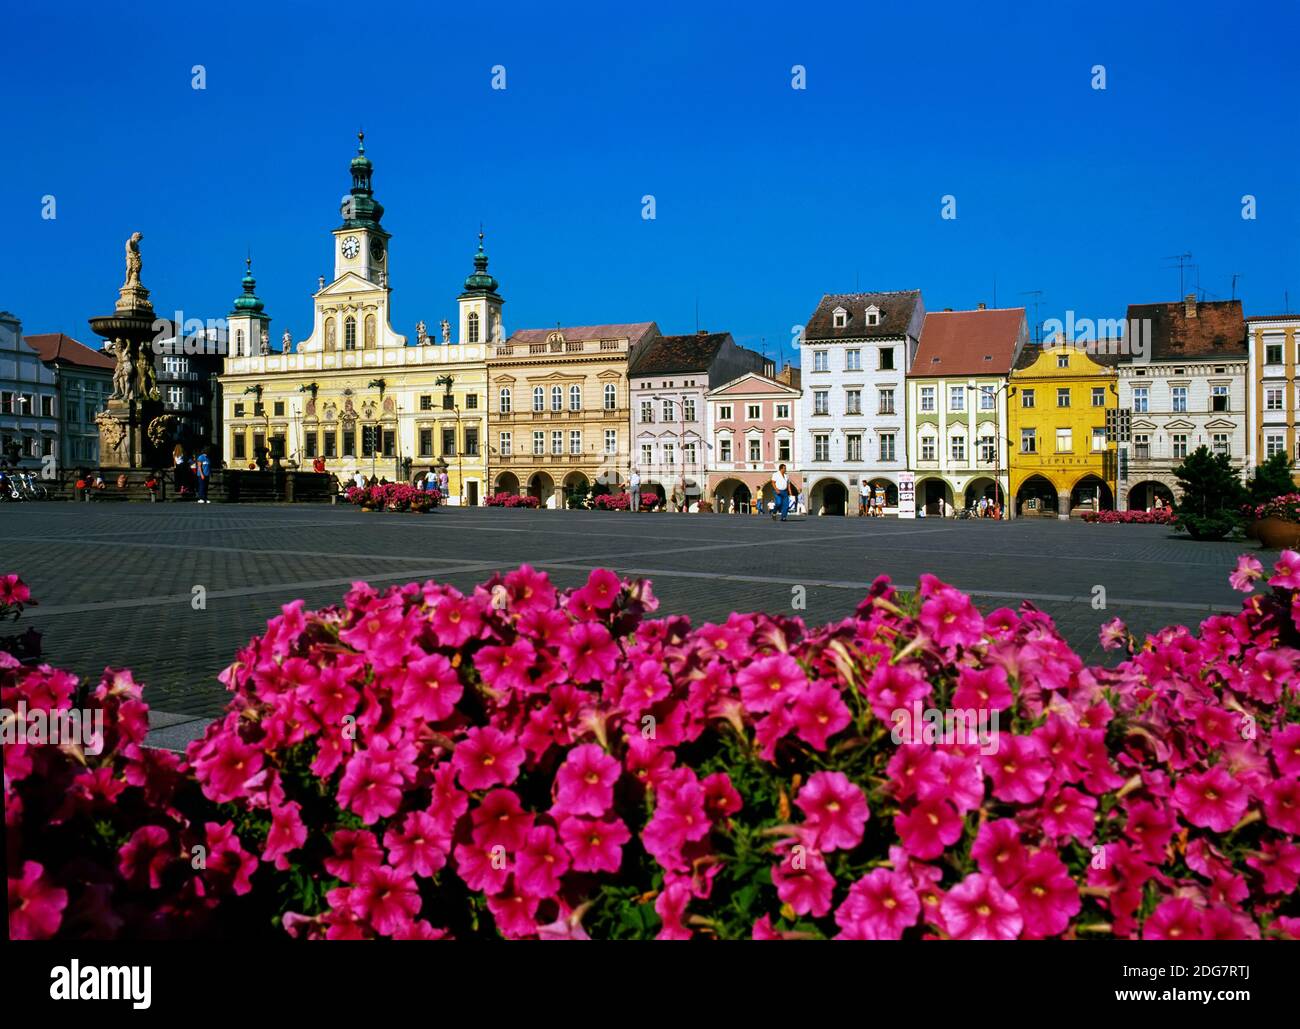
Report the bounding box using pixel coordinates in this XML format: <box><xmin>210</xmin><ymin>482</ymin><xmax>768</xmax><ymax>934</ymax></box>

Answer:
<box><xmin>770</xmin><ymin>463</ymin><xmax>790</xmax><ymax>522</ymax></box>
<box><xmin>195</xmin><ymin>447</ymin><xmax>211</xmax><ymax>503</ymax></box>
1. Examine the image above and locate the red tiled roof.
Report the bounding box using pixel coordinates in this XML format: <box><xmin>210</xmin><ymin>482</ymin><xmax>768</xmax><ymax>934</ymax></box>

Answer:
<box><xmin>909</xmin><ymin>308</ymin><xmax>1026</xmax><ymax>377</ymax></box>
<box><xmin>1125</xmin><ymin>299</ymin><xmax>1246</xmax><ymax>360</ymax></box>
<box><xmin>24</xmin><ymin>333</ymin><xmax>115</xmax><ymax>370</ymax></box>
<box><xmin>629</xmin><ymin>332</ymin><xmax>734</xmax><ymax>376</ymax></box>
<box><xmin>507</xmin><ymin>322</ymin><xmax>658</xmax><ymax>345</ymax></box>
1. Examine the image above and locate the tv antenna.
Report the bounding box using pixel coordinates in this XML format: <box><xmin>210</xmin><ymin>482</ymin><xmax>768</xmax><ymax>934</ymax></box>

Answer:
<box><xmin>1230</xmin><ymin>272</ymin><xmax>1241</xmax><ymax>300</ymax></box>
<box><xmin>1020</xmin><ymin>289</ymin><xmax>1044</xmax><ymax>343</ymax></box>
<box><xmin>1164</xmin><ymin>252</ymin><xmax>1193</xmax><ymax>296</ymax></box>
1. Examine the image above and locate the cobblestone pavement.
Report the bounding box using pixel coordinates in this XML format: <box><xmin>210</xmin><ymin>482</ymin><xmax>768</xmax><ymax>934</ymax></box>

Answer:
<box><xmin>1</xmin><ymin>503</ymin><xmax>1253</xmax><ymax>747</ymax></box>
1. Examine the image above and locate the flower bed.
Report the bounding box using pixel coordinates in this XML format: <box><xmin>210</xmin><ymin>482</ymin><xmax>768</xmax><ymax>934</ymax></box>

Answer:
<box><xmin>1081</xmin><ymin>508</ymin><xmax>1176</xmax><ymax>525</ymax></box>
<box><xmin>1250</xmin><ymin>493</ymin><xmax>1300</xmax><ymax>523</ymax></box>
<box><xmin>591</xmin><ymin>491</ymin><xmax>661</xmax><ymax>512</ymax></box>
<box><xmin>345</xmin><ymin>483</ymin><xmax>440</xmax><ymax>512</ymax></box>
<box><xmin>5</xmin><ymin>553</ymin><xmax>1300</xmax><ymax>940</ymax></box>
<box><xmin>486</xmin><ymin>492</ymin><xmax>540</xmax><ymax>508</ymax></box>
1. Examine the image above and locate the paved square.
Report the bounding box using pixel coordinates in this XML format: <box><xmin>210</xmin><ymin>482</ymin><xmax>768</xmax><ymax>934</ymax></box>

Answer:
<box><xmin>2</xmin><ymin>503</ymin><xmax>1250</xmax><ymax>744</ymax></box>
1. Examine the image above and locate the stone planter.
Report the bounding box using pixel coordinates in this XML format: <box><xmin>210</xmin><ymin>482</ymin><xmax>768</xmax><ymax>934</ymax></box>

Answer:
<box><xmin>1256</xmin><ymin>516</ymin><xmax>1300</xmax><ymax>550</ymax></box>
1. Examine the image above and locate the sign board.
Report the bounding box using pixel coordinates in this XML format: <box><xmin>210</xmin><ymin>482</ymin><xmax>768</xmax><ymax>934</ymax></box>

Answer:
<box><xmin>897</xmin><ymin>471</ymin><xmax>916</xmax><ymax>519</ymax></box>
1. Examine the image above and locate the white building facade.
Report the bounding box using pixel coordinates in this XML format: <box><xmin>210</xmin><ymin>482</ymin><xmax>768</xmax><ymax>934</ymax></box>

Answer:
<box><xmin>0</xmin><ymin>311</ymin><xmax>59</xmax><ymax>469</ymax></box>
<box><xmin>799</xmin><ymin>291</ymin><xmax>924</xmax><ymax>515</ymax></box>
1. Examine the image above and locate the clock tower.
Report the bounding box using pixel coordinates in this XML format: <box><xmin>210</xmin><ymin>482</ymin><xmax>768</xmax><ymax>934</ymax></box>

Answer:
<box><xmin>333</xmin><ymin>130</ymin><xmax>390</xmax><ymax>284</ymax></box>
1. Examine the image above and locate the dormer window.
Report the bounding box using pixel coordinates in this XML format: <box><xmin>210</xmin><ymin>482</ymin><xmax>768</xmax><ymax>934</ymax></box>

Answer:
<box><xmin>832</xmin><ymin>307</ymin><xmax>848</xmax><ymax>328</ymax></box>
<box><xmin>865</xmin><ymin>305</ymin><xmax>881</xmax><ymax>327</ymax></box>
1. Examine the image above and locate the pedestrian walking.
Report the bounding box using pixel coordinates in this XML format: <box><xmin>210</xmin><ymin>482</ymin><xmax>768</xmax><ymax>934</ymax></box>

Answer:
<box><xmin>859</xmin><ymin>479</ymin><xmax>871</xmax><ymax>516</ymax></box>
<box><xmin>630</xmin><ymin>469</ymin><xmax>641</xmax><ymax>512</ymax></box>
<box><xmin>172</xmin><ymin>444</ymin><xmax>187</xmax><ymax>494</ymax></box>
<box><xmin>195</xmin><ymin>447</ymin><xmax>211</xmax><ymax>503</ymax></box>
<box><xmin>771</xmin><ymin>463</ymin><xmax>790</xmax><ymax>522</ymax></box>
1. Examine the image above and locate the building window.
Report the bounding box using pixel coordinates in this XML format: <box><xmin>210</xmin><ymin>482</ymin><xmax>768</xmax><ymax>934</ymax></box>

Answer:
<box><xmin>718</xmin><ymin>405</ymin><xmax>733</xmax><ymax>421</ymax></box>
<box><xmin>302</xmin><ymin>431</ymin><xmax>317</xmax><ymax>457</ymax></box>
<box><xmin>1171</xmin><ymin>386</ymin><xmax>1188</xmax><ymax>413</ymax></box>
<box><xmin>683</xmin><ymin>397</ymin><xmax>696</xmax><ymax>421</ymax></box>
<box><xmin>664</xmin><ymin>399</ymin><xmax>676</xmax><ymax>422</ymax></box>
<box><xmin>846</xmin><ymin>349</ymin><xmax>861</xmax><ymax>371</ymax></box>
<box><xmin>814</xmin><ymin>434</ymin><xmax>830</xmax><ymax>462</ymax></box>
<box><xmin>604</xmin><ymin>384</ymin><xmax>616</xmax><ymax>410</ymax></box>
<box><xmin>1134</xmin><ymin>434</ymin><xmax>1150</xmax><ymax>461</ymax></box>
<box><xmin>323</xmin><ymin>431</ymin><xmax>337</xmax><ymax>458</ymax></box>
<box><xmin>973</xmin><ymin>436</ymin><xmax>991</xmax><ymax>464</ymax></box>
<box><xmin>551</xmin><ymin>431</ymin><xmax>563</xmax><ymax>455</ymax></box>
<box><xmin>467</xmin><ymin>312</ymin><xmax>480</xmax><ymax>343</ymax></box>
<box><xmin>273</xmin><ymin>400</ymin><xmax>285</xmax><ymax>416</ymax></box>
<box><xmin>641</xmin><ymin>400</ymin><xmax>654</xmax><ymax>422</ymax></box>
<box><xmin>814</xmin><ymin>391</ymin><xmax>829</xmax><ymax>416</ymax></box>
<box><xmin>233</xmin><ymin>434</ymin><xmax>246</xmax><ymax>459</ymax></box>
<box><xmin>532</xmin><ymin>431</ymin><xmax>544</xmax><ymax>455</ymax></box>
<box><xmin>880</xmin><ymin>433</ymin><xmax>896</xmax><ymax>462</ymax></box>
<box><xmin>1266</xmin><ymin>388</ymin><xmax>1283</xmax><ymax>411</ymax></box>
<box><xmin>1211</xmin><ymin>384</ymin><xmax>1229</xmax><ymax>412</ymax></box>
<box><xmin>499</xmin><ymin>432</ymin><xmax>512</xmax><ymax>456</ymax></box>
<box><xmin>775</xmin><ymin>402</ymin><xmax>790</xmax><ymax>419</ymax></box>
<box><xmin>919</xmin><ymin>386</ymin><xmax>935</xmax><ymax>413</ymax></box>
<box><xmin>420</xmin><ymin>395</ymin><xmax>433</xmax><ymax>411</ymax></box>
<box><xmin>1091</xmin><ymin>386</ymin><xmax>1106</xmax><ymax>407</ymax></box>
<box><xmin>846</xmin><ymin>434</ymin><xmax>862</xmax><ymax>461</ymax></box>
<box><xmin>1021</xmin><ymin>389</ymin><xmax>1035</xmax><ymax>409</ymax></box>
<box><xmin>1265</xmin><ymin>434</ymin><xmax>1285</xmax><ymax>458</ymax></box>
<box><xmin>813</xmin><ymin>351</ymin><xmax>828</xmax><ymax>372</ymax></box>
<box><xmin>1056</xmin><ymin>388</ymin><xmax>1070</xmax><ymax>408</ymax></box>
<box><xmin>949</xmin><ymin>386</ymin><xmax>965</xmax><ymax>412</ymax></box>
<box><xmin>777</xmin><ymin>438</ymin><xmax>790</xmax><ymax>463</ymax></box>
<box><xmin>951</xmin><ymin>435</ymin><xmax>966</xmax><ymax>462</ymax></box>
<box><xmin>1133</xmin><ymin>387</ymin><xmax>1149</xmax><ymax>413</ymax></box>
<box><xmin>465</xmin><ymin>394</ymin><xmax>478</xmax><ymax>410</ymax></box>
<box><xmin>443</xmin><ymin>428</ymin><xmax>457</xmax><ymax>456</ymax></box>
<box><xmin>604</xmin><ymin>429</ymin><xmax>617</xmax><ymax>453</ymax></box>
<box><xmin>746</xmin><ymin>403</ymin><xmax>761</xmax><ymax>420</ymax></box>
<box><xmin>1211</xmin><ymin>433</ymin><xmax>1229</xmax><ymax>457</ymax></box>
<box><xmin>1055</xmin><ymin>428</ymin><xmax>1072</xmax><ymax>453</ymax></box>
<box><xmin>1057</xmin><ymin>353</ymin><xmax>1070</xmax><ymax>368</ymax></box>
<box><xmin>746</xmin><ymin>439</ymin><xmax>760</xmax><ymax>462</ymax></box>
<box><xmin>641</xmin><ymin>443</ymin><xmax>653</xmax><ymax>465</ymax></box>
<box><xmin>546</xmin><ymin>385</ymin><xmax>559</xmax><ymax>412</ymax></box>
<box><xmin>41</xmin><ymin>395</ymin><xmax>55</xmax><ymax>417</ymax></box>
<box><xmin>344</xmin><ymin>316</ymin><xmax>357</xmax><ymax>350</ymax></box>
<box><xmin>878</xmin><ymin>388</ymin><xmax>895</xmax><ymax>415</ymax></box>
<box><xmin>419</xmin><ymin>429</ymin><xmax>433</xmax><ymax>457</ymax></box>
<box><xmin>235</xmin><ymin>330</ymin><xmax>244</xmax><ymax>355</ymax></box>
<box><xmin>979</xmin><ymin>388</ymin><xmax>995</xmax><ymax>411</ymax></box>
<box><xmin>845</xmin><ymin>390</ymin><xmax>862</xmax><ymax>415</ymax></box>
<box><xmin>533</xmin><ymin>386</ymin><xmax>544</xmax><ymax>412</ymax></box>
<box><xmin>920</xmin><ymin>437</ymin><xmax>936</xmax><ymax>461</ymax></box>
<box><xmin>465</xmin><ymin>427</ymin><xmax>479</xmax><ymax>456</ymax></box>
<box><xmin>1091</xmin><ymin>427</ymin><xmax>1106</xmax><ymax>452</ymax></box>
<box><xmin>568</xmin><ymin>429</ymin><xmax>581</xmax><ymax>455</ymax></box>
<box><xmin>1265</xmin><ymin>342</ymin><xmax>1283</xmax><ymax>364</ymax></box>
<box><xmin>719</xmin><ymin>438</ymin><xmax>732</xmax><ymax>462</ymax></box>
<box><xmin>1172</xmin><ymin>433</ymin><xmax>1189</xmax><ymax>459</ymax></box>
<box><xmin>499</xmin><ymin>387</ymin><xmax>511</xmax><ymax>413</ymax></box>
<box><xmin>442</xmin><ymin>394</ymin><xmax>455</xmax><ymax>411</ymax></box>
<box><xmin>866</xmin><ymin>308</ymin><xmax>879</xmax><ymax>326</ymax></box>
<box><xmin>879</xmin><ymin>348</ymin><xmax>895</xmax><ymax>371</ymax></box>
<box><xmin>1021</xmin><ymin>428</ymin><xmax>1036</xmax><ymax>453</ymax></box>
<box><xmin>833</xmin><ymin>310</ymin><xmax>847</xmax><ymax>328</ymax></box>
<box><xmin>569</xmin><ymin>385</ymin><xmax>582</xmax><ymax>411</ymax></box>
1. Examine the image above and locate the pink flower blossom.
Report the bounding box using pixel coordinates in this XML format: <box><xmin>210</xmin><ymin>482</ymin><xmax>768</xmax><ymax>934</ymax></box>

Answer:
<box><xmin>941</xmin><ymin>873</ymin><xmax>1023</xmax><ymax>940</ymax></box>
<box><xmin>1012</xmin><ymin>850</ymin><xmax>1080</xmax><ymax>939</ymax></box>
<box><xmin>1229</xmin><ymin>555</ymin><xmax>1264</xmax><ymax>592</ymax></box>
<box><xmin>470</xmin><ymin>789</ymin><xmax>533</xmax><ymax>851</ymax></box>
<box><xmin>736</xmin><ymin>653</ymin><xmax>806</xmax><ymax>713</ymax></box>
<box><xmin>338</xmin><ymin>747</ymin><xmax>405</xmax><ymax>824</ymax></box>
<box><xmin>895</xmin><ymin>796</ymin><xmax>964</xmax><ymax>860</ymax></box>
<box><xmin>971</xmin><ymin>819</ymin><xmax>1028</xmax><ymax>887</ymax></box>
<box><xmin>453</xmin><ymin>727</ymin><xmax>526</xmax><ymax>791</ymax></box>
<box><xmin>554</xmin><ymin>743</ymin><xmax>620</xmax><ymax>817</ymax></box>
<box><xmin>352</xmin><ymin>865</ymin><xmax>421</xmax><ymax>937</ymax></box>
<box><xmin>7</xmin><ymin>861</ymin><xmax>66</xmax><ymax>939</ymax></box>
<box><xmin>835</xmin><ymin>868</ymin><xmax>920</xmax><ymax>940</ymax></box>
<box><xmin>514</xmin><ymin>826</ymin><xmax>570</xmax><ymax>899</ymax></box>
<box><xmin>559</xmin><ymin>816</ymin><xmax>629</xmax><ymax>873</ymax></box>
<box><xmin>796</xmin><ymin>771</ymin><xmax>869</xmax><ymax>852</ymax></box>
<box><xmin>384</xmin><ymin>810</ymin><xmax>452</xmax><ymax>878</ymax></box>
<box><xmin>791</xmin><ymin>681</ymin><xmax>852</xmax><ymax>750</ymax></box>
<box><xmin>558</xmin><ymin>622</ymin><xmax>620</xmax><ymax>683</ymax></box>
<box><xmin>1174</xmin><ymin>767</ymin><xmax>1249</xmax><ymax>832</ymax></box>
<box><xmin>1143</xmin><ymin>896</ymin><xmax>1205</xmax><ymax>940</ymax></box>
<box><xmin>771</xmin><ymin>847</ymin><xmax>836</xmax><ymax>917</ymax></box>
<box><xmin>982</xmin><ymin>734</ymin><xmax>1052</xmax><ymax>804</ymax></box>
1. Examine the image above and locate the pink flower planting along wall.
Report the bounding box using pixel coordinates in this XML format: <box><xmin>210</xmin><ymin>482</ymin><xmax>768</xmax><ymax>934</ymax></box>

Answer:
<box><xmin>4</xmin><ymin>555</ymin><xmax>1299</xmax><ymax>940</ymax></box>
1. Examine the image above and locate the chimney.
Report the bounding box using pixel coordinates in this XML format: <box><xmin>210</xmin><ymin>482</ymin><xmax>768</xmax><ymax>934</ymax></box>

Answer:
<box><xmin>1184</xmin><ymin>294</ymin><xmax>1197</xmax><ymax>318</ymax></box>
<box><xmin>763</xmin><ymin>359</ymin><xmax>775</xmax><ymax>377</ymax></box>
<box><xmin>977</xmin><ymin>302</ymin><xmax>987</xmax><ymax>310</ymax></box>
<box><xmin>697</xmin><ymin>329</ymin><xmax>708</xmax><ymax>336</ymax></box>
<box><xmin>943</xmin><ymin>307</ymin><xmax>953</xmax><ymax>312</ymax></box>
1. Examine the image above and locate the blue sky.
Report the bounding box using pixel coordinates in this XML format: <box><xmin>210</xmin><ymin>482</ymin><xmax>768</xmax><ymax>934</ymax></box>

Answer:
<box><xmin>4</xmin><ymin>0</ymin><xmax>1296</xmax><ymax>367</ymax></box>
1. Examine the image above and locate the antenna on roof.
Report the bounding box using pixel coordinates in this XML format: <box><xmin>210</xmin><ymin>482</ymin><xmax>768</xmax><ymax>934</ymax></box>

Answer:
<box><xmin>993</xmin><ymin>272</ymin><xmax>997</xmax><ymax>309</ymax></box>
<box><xmin>1230</xmin><ymin>272</ymin><xmax>1241</xmax><ymax>300</ymax></box>
<box><xmin>1164</xmin><ymin>252</ymin><xmax>1193</xmax><ymax>297</ymax></box>
<box><xmin>1020</xmin><ymin>289</ymin><xmax>1044</xmax><ymax>343</ymax></box>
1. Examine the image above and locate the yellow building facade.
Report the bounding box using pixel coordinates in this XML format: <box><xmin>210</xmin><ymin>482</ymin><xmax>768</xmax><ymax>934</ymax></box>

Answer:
<box><xmin>1008</xmin><ymin>343</ymin><xmax>1118</xmax><ymax>517</ymax></box>
<box><xmin>219</xmin><ymin>136</ymin><xmax>495</xmax><ymax>504</ymax></box>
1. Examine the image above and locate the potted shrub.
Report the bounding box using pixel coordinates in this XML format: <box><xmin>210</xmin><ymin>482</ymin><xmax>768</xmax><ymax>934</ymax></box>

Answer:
<box><xmin>1172</xmin><ymin>446</ymin><xmax>1247</xmax><ymax>541</ymax></box>
<box><xmin>1245</xmin><ymin>452</ymin><xmax>1298</xmax><ymax>540</ymax></box>
<box><xmin>1251</xmin><ymin>493</ymin><xmax>1300</xmax><ymax>549</ymax></box>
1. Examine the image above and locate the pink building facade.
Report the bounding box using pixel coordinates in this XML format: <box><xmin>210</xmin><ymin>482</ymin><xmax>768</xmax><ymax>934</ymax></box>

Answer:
<box><xmin>705</xmin><ymin>371</ymin><xmax>802</xmax><ymax>512</ymax></box>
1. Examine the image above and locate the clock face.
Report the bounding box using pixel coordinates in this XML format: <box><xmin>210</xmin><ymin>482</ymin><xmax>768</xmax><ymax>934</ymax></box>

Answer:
<box><xmin>341</xmin><ymin>236</ymin><xmax>360</xmax><ymax>259</ymax></box>
<box><xmin>370</xmin><ymin>237</ymin><xmax>384</xmax><ymax>262</ymax></box>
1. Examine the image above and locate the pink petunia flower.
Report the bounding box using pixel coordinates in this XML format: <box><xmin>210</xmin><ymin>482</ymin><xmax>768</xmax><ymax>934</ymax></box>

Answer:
<box><xmin>917</xmin><ymin>576</ymin><xmax>985</xmax><ymax>650</ymax></box>
<box><xmin>736</xmin><ymin>653</ymin><xmax>807</xmax><ymax>713</ymax></box>
<box><xmin>337</xmin><ymin>747</ymin><xmax>405</xmax><ymax>824</ymax></box>
<box><xmin>796</xmin><ymin>771</ymin><xmax>869</xmax><ymax>852</ymax></box>
<box><xmin>7</xmin><ymin>861</ymin><xmax>66</xmax><ymax>939</ymax></box>
<box><xmin>835</xmin><ymin>868</ymin><xmax>920</xmax><ymax>940</ymax></box>
<box><xmin>791</xmin><ymin>681</ymin><xmax>852</xmax><ymax>750</ymax></box>
<box><xmin>384</xmin><ymin>809</ymin><xmax>452</xmax><ymax>878</ymax></box>
<box><xmin>470</xmin><ymin>789</ymin><xmax>534</xmax><ymax>851</ymax></box>
<box><xmin>941</xmin><ymin>873</ymin><xmax>1023</xmax><ymax>940</ymax></box>
<box><xmin>352</xmin><ymin>865</ymin><xmax>422</xmax><ymax>937</ymax></box>
<box><xmin>1229</xmin><ymin>554</ymin><xmax>1264</xmax><ymax>592</ymax></box>
<box><xmin>1270</xmin><ymin>724</ymin><xmax>1300</xmax><ymax>778</ymax></box>
<box><xmin>1261</xmin><ymin>778</ymin><xmax>1300</xmax><ymax>835</ymax></box>
<box><xmin>894</xmin><ymin>796</ymin><xmax>964</xmax><ymax>861</ymax></box>
<box><xmin>558</xmin><ymin>622</ymin><xmax>621</xmax><ymax>683</ymax></box>
<box><xmin>264</xmin><ymin>800</ymin><xmax>308</xmax><ymax>871</ymax></box>
<box><xmin>453</xmin><ymin>727</ymin><xmax>526</xmax><ymax>791</ymax></box>
<box><xmin>1012</xmin><ymin>850</ymin><xmax>1080</xmax><ymax>939</ymax></box>
<box><xmin>1268</xmin><ymin>550</ymin><xmax>1300</xmax><ymax>590</ymax></box>
<box><xmin>399</xmin><ymin>652</ymin><xmax>462</xmax><ymax>722</ymax></box>
<box><xmin>1143</xmin><ymin>896</ymin><xmax>1206</xmax><ymax>940</ymax></box>
<box><xmin>952</xmin><ymin>665</ymin><xmax>1013</xmax><ymax>712</ymax></box>
<box><xmin>971</xmin><ymin>819</ymin><xmax>1028</xmax><ymax>888</ymax></box>
<box><xmin>982</xmin><ymin>734</ymin><xmax>1052</xmax><ymax>804</ymax></box>
<box><xmin>515</xmin><ymin>826</ymin><xmax>570</xmax><ymax>899</ymax></box>
<box><xmin>771</xmin><ymin>847</ymin><xmax>836</xmax><ymax>918</ymax></box>
<box><xmin>1173</xmin><ymin>767</ymin><xmax>1249</xmax><ymax>832</ymax></box>
<box><xmin>118</xmin><ymin>824</ymin><xmax>174</xmax><ymax>889</ymax></box>
<box><xmin>554</xmin><ymin>743</ymin><xmax>621</xmax><ymax>817</ymax></box>
<box><xmin>559</xmin><ymin>816</ymin><xmax>630</xmax><ymax>873</ymax></box>
<box><xmin>325</xmin><ymin>829</ymin><xmax>384</xmax><ymax>884</ymax></box>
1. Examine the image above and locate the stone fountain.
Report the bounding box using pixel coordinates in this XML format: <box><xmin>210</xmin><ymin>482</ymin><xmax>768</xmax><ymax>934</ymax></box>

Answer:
<box><xmin>88</xmin><ymin>232</ymin><xmax>170</xmax><ymax>470</ymax></box>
